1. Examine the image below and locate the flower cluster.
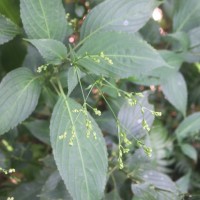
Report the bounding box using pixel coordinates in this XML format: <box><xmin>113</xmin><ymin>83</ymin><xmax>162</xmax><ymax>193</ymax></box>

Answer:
<box><xmin>36</xmin><ymin>64</ymin><xmax>48</xmax><ymax>73</ymax></box>
<box><xmin>124</xmin><ymin>92</ymin><xmax>137</xmax><ymax>106</ymax></box>
<box><xmin>118</xmin><ymin>131</ymin><xmax>132</xmax><ymax>169</ymax></box>
<box><xmin>142</xmin><ymin>119</ymin><xmax>150</xmax><ymax>132</ymax></box>
<box><xmin>151</xmin><ymin>111</ymin><xmax>162</xmax><ymax>117</ymax></box>
<box><xmin>99</xmin><ymin>52</ymin><xmax>113</xmax><ymax>65</ymax></box>
<box><xmin>7</xmin><ymin>197</ymin><xmax>14</xmax><ymax>200</ymax></box>
<box><xmin>58</xmin><ymin>131</ymin><xmax>67</xmax><ymax>140</ymax></box>
<box><xmin>86</xmin><ymin>119</ymin><xmax>92</xmax><ymax>138</ymax></box>
<box><xmin>69</xmin><ymin>127</ymin><xmax>76</xmax><ymax>146</ymax></box>
<box><xmin>0</xmin><ymin>167</ymin><xmax>15</xmax><ymax>175</ymax></box>
<box><xmin>137</xmin><ymin>141</ymin><xmax>152</xmax><ymax>157</ymax></box>
<box><xmin>93</xmin><ymin>108</ymin><xmax>101</xmax><ymax>116</ymax></box>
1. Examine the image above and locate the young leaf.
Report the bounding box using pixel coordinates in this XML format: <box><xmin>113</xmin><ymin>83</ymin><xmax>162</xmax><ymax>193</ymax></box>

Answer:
<box><xmin>77</xmin><ymin>32</ymin><xmax>169</xmax><ymax>79</ymax></box>
<box><xmin>80</xmin><ymin>0</ymin><xmax>158</xmax><ymax>39</ymax></box>
<box><xmin>175</xmin><ymin>112</ymin><xmax>200</xmax><ymax>141</ymax></box>
<box><xmin>173</xmin><ymin>0</ymin><xmax>200</xmax><ymax>32</ymax></box>
<box><xmin>181</xmin><ymin>144</ymin><xmax>197</xmax><ymax>162</ymax></box>
<box><xmin>50</xmin><ymin>96</ymin><xmax>108</xmax><ymax>200</ymax></box>
<box><xmin>0</xmin><ymin>15</ymin><xmax>21</xmax><ymax>45</ymax></box>
<box><xmin>27</xmin><ymin>39</ymin><xmax>68</xmax><ymax>65</ymax></box>
<box><xmin>0</xmin><ymin>68</ymin><xmax>42</xmax><ymax>135</ymax></box>
<box><xmin>161</xmin><ymin>72</ymin><xmax>187</xmax><ymax>116</ymax></box>
<box><xmin>20</xmin><ymin>0</ymin><xmax>67</xmax><ymax>41</ymax></box>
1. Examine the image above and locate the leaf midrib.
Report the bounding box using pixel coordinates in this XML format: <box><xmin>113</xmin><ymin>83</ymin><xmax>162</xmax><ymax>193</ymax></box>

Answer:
<box><xmin>38</xmin><ymin>0</ymin><xmax>50</xmax><ymax>38</ymax></box>
<box><xmin>62</xmin><ymin>96</ymin><xmax>90</xmax><ymax>200</ymax></box>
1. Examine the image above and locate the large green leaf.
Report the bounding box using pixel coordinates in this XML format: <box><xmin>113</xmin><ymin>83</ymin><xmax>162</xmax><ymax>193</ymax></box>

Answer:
<box><xmin>173</xmin><ymin>0</ymin><xmax>200</xmax><ymax>32</ymax></box>
<box><xmin>20</xmin><ymin>0</ymin><xmax>67</xmax><ymax>41</ymax></box>
<box><xmin>0</xmin><ymin>68</ymin><xmax>42</xmax><ymax>135</ymax></box>
<box><xmin>28</xmin><ymin>39</ymin><xmax>68</xmax><ymax>65</ymax></box>
<box><xmin>175</xmin><ymin>112</ymin><xmax>200</xmax><ymax>141</ymax></box>
<box><xmin>77</xmin><ymin>32</ymin><xmax>169</xmax><ymax>79</ymax></box>
<box><xmin>161</xmin><ymin>72</ymin><xmax>187</xmax><ymax>116</ymax></box>
<box><xmin>0</xmin><ymin>15</ymin><xmax>21</xmax><ymax>45</ymax></box>
<box><xmin>50</xmin><ymin>96</ymin><xmax>108</xmax><ymax>200</ymax></box>
<box><xmin>80</xmin><ymin>0</ymin><xmax>158</xmax><ymax>39</ymax></box>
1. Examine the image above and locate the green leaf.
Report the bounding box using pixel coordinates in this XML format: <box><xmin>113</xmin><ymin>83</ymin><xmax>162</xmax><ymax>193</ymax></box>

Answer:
<box><xmin>0</xmin><ymin>68</ymin><xmax>42</xmax><ymax>135</ymax></box>
<box><xmin>165</xmin><ymin>32</ymin><xmax>190</xmax><ymax>51</ymax></box>
<box><xmin>24</xmin><ymin>120</ymin><xmax>50</xmax><ymax>145</ymax></box>
<box><xmin>77</xmin><ymin>32</ymin><xmax>169</xmax><ymax>79</ymax></box>
<box><xmin>181</xmin><ymin>144</ymin><xmax>197</xmax><ymax>162</ymax></box>
<box><xmin>133</xmin><ymin>50</ymin><xmax>183</xmax><ymax>86</ymax></box>
<box><xmin>80</xmin><ymin>0</ymin><xmax>158</xmax><ymax>39</ymax></box>
<box><xmin>131</xmin><ymin>183</ymin><xmax>157</xmax><ymax>200</ymax></box>
<box><xmin>161</xmin><ymin>72</ymin><xmax>187</xmax><ymax>116</ymax></box>
<box><xmin>50</xmin><ymin>96</ymin><xmax>108</xmax><ymax>200</ymax></box>
<box><xmin>27</xmin><ymin>39</ymin><xmax>68</xmax><ymax>65</ymax></box>
<box><xmin>189</xmin><ymin>27</ymin><xmax>200</xmax><ymax>49</ymax></box>
<box><xmin>132</xmin><ymin>171</ymin><xmax>179</xmax><ymax>200</ymax></box>
<box><xmin>40</xmin><ymin>171</ymin><xmax>72</xmax><ymax>200</ymax></box>
<box><xmin>22</xmin><ymin>43</ymin><xmax>44</xmax><ymax>71</ymax></box>
<box><xmin>67</xmin><ymin>67</ymin><xmax>78</xmax><ymax>96</ymax></box>
<box><xmin>67</xmin><ymin>67</ymin><xmax>85</xmax><ymax>96</ymax></box>
<box><xmin>0</xmin><ymin>15</ymin><xmax>21</xmax><ymax>45</ymax></box>
<box><xmin>20</xmin><ymin>0</ymin><xmax>67</xmax><ymax>41</ymax></box>
<box><xmin>173</xmin><ymin>0</ymin><xmax>200</xmax><ymax>32</ymax></box>
<box><xmin>175</xmin><ymin>112</ymin><xmax>200</xmax><ymax>141</ymax></box>
<box><xmin>186</xmin><ymin>26</ymin><xmax>200</xmax><ymax>62</ymax></box>
<box><xmin>137</xmin><ymin>170</ymin><xmax>177</xmax><ymax>193</ymax></box>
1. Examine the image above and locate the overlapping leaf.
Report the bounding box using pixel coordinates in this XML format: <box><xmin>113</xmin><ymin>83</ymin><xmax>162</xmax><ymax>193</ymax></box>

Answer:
<box><xmin>0</xmin><ymin>15</ymin><xmax>20</xmax><ymax>45</ymax></box>
<box><xmin>77</xmin><ymin>32</ymin><xmax>169</xmax><ymax>79</ymax></box>
<box><xmin>175</xmin><ymin>112</ymin><xmax>200</xmax><ymax>141</ymax></box>
<box><xmin>20</xmin><ymin>0</ymin><xmax>67</xmax><ymax>41</ymax></box>
<box><xmin>50</xmin><ymin>96</ymin><xmax>108</xmax><ymax>200</ymax></box>
<box><xmin>80</xmin><ymin>0</ymin><xmax>158</xmax><ymax>39</ymax></box>
<box><xmin>161</xmin><ymin>72</ymin><xmax>187</xmax><ymax>116</ymax></box>
<box><xmin>28</xmin><ymin>39</ymin><xmax>68</xmax><ymax>65</ymax></box>
<box><xmin>0</xmin><ymin>68</ymin><xmax>41</xmax><ymax>135</ymax></box>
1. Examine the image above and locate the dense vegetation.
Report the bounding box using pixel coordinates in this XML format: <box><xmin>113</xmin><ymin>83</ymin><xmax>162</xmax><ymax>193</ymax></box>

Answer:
<box><xmin>0</xmin><ymin>0</ymin><xmax>200</xmax><ymax>199</ymax></box>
